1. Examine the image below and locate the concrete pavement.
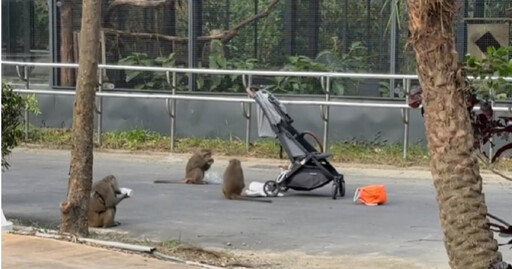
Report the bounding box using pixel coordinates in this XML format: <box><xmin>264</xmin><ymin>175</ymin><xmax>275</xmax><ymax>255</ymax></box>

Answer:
<box><xmin>3</xmin><ymin>148</ymin><xmax>512</xmax><ymax>268</ymax></box>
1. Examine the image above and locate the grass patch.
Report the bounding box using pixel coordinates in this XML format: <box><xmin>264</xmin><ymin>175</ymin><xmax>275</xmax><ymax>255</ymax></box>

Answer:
<box><xmin>102</xmin><ymin>128</ymin><xmax>169</xmax><ymax>150</ymax></box>
<box><xmin>329</xmin><ymin>140</ymin><xmax>430</xmax><ymax>166</ymax></box>
<box><xmin>27</xmin><ymin>127</ymin><xmax>73</xmax><ymax>146</ymax></box>
<box><xmin>18</xmin><ymin>126</ymin><xmax>512</xmax><ymax>170</ymax></box>
<box><xmin>159</xmin><ymin>239</ymin><xmax>182</xmax><ymax>249</ymax></box>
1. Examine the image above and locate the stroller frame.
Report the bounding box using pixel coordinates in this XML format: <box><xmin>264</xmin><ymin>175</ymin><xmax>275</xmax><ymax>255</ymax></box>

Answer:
<box><xmin>247</xmin><ymin>87</ymin><xmax>345</xmax><ymax>199</ymax></box>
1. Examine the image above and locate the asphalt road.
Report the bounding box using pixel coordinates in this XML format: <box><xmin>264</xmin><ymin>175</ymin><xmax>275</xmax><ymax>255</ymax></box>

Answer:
<box><xmin>3</xmin><ymin>148</ymin><xmax>512</xmax><ymax>268</ymax></box>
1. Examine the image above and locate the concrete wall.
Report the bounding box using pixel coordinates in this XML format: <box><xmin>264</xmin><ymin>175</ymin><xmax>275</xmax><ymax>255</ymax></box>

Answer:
<box><xmin>29</xmin><ymin>92</ymin><xmax>428</xmax><ymax>145</ymax></box>
<box><xmin>17</xmin><ymin>88</ymin><xmax>512</xmax><ymax>156</ymax></box>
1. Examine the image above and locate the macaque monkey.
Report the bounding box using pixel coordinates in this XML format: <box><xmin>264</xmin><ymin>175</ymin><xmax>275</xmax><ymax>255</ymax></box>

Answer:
<box><xmin>88</xmin><ymin>175</ymin><xmax>129</xmax><ymax>228</ymax></box>
<box><xmin>222</xmin><ymin>159</ymin><xmax>272</xmax><ymax>203</ymax></box>
<box><xmin>153</xmin><ymin>149</ymin><xmax>214</xmax><ymax>184</ymax></box>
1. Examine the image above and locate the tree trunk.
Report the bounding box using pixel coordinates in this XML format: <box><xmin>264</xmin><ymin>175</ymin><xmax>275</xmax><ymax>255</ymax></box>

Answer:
<box><xmin>60</xmin><ymin>0</ymin><xmax>75</xmax><ymax>86</ymax></box>
<box><xmin>59</xmin><ymin>0</ymin><xmax>101</xmax><ymax>237</ymax></box>
<box><xmin>406</xmin><ymin>1</ymin><xmax>502</xmax><ymax>268</ymax></box>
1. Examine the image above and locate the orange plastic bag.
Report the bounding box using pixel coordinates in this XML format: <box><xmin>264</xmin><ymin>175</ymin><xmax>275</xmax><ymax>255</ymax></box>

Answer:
<box><xmin>353</xmin><ymin>184</ymin><xmax>387</xmax><ymax>206</ymax></box>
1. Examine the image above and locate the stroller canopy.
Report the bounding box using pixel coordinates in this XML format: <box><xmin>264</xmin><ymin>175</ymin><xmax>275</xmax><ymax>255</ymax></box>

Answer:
<box><xmin>252</xmin><ymin>90</ymin><xmax>307</xmax><ymax>159</ymax></box>
<box><xmin>254</xmin><ymin>90</ymin><xmax>286</xmax><ymax>138</ymax></box>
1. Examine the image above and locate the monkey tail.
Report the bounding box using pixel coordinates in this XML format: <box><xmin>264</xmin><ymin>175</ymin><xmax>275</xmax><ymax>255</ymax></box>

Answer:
<box><xmin>153</xmin><ymin>179</ymin><xmax>187</xmax><ymax>184</ymax></box>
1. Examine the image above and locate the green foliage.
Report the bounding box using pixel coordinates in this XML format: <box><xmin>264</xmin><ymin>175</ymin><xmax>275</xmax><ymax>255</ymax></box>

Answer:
<box><xmin>118</xmin><ymin>40</ymin><xmax>258</xmax><ymax>92</ymax></box>
<box><xmin>328</xmin><ymin>139</ymin><xmax>429</xmax><ymax>166</ymax></box>
<box><xmin>378</xmin><ymin>81</ymin><xmax>391</xmax><ymax>98</ymax></box>
<box><xmin>34</xmin><ymin>0</ymin><xmax>49</xmax><ymax>49</ymax></box>
<box><xmin>15</xmin><ymin>126</ymin><xmax>512</xmax><ymax>169</ymax></box>
<box><xmin>464</xmin><ymin>46</ymin><xmax>512</xmax><ymax>100</ymax></box>
<box><xmin>18</xmin><ymin>126</ymin><xmax>449</xmax><ymax>167</ymax></box>
<box><xmin>26</xmin><ymin>127</ymin><xmax>73</xmax><ymax>146</ymax></box>
<box><xmin>24</xmin><ymin>94</ymin><xmax>41</xmax><ymax>115</ymax></box>
<box><xmin>203</xmin><ymin>0</ymin><xmax>392</xmax><ymax>70</ymax></box>
<box><xmin>318</xmin><ymin>0</ymin><xmax>397</xmax><ymax>72</ymax></box>
<box><xmin>221</xmin><ymin>0</ymin><xmax>285</xmax><ymax>65</ymax></box>
<box><xmin>267</xmin><ymin>55</ymin><xmax>328</xmax><ymax>94</ymax></box>
<box><xmin>199</xmin><ymin>40</ymin><xmax>258</xmax><ymax>92</ymax></box>
<box><xmin>159</xmin><ymin>239</ymin><xmax>181</xmax><ymax>249</ymax></box>
<box><xmin>317</xmin><ymin>40</ymin><xmax>368</xmax><ymax>71</ymax></box>
<box><xmin>117</xmin><ymin>0</ymin><xmax>421</xmax><ymax>94</ymax></box>
<box><xmin>464</xmin><ymin>0</ymin><xmax>509</xmax><ymax>18</ymax></box>
<box><xmin>119</xmin><ymin>39</ymin><xmax>367</xmax><ymax>95</ymax></box>
<box><xmin>102</xmin><ymin>127</ymin><xmax>168</xmax><ymax>150</ymax></box>
<box><xmin>2</xmin><ymin>83</ymin><xmax>24</xmax><ymax>169</ymax></box>
<box><xmin>1</xmin><ymin>83</ymin><xmax>40</xmax><ymax>169</ymax></box>
<box><xmin>268</xmin><ymin>41</ymin><xmax>368</xmax><ymax>95</ymax></box>
<box><xmin>118</xmin><ymin>52</ymin><xmax>183</xmax><ymax>90</ymax></box>
<box><xmin>380</xmin><ymin>0</ymin><xmax>407</xmax><ymax>34</ymax></box>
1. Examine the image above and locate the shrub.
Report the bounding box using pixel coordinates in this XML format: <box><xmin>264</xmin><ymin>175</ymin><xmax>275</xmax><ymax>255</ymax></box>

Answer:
<box><xmin>1</xmin><ymin>83</ymin><xmax>40</xmax><ymax>169</ymax></box>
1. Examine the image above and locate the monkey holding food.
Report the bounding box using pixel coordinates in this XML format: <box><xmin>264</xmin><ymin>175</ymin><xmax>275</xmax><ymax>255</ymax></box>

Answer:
<box><xmin>88</xmin><ymin>175</ymin><xmax>130</xmax><ymax>228</ymax></box>
<box><xmin>222</xmin><ymin>159</ymin><xmax>272</xmax><ymax>203</ymax></box>
<box><xmin>154</xmin><ymin>149</ymin><xmax>214</xmax><ymax>184</ymax></box>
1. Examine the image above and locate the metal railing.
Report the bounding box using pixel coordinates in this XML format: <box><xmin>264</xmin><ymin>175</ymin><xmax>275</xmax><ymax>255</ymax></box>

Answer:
<box><xmin>2</xmin><ymin>60</ymin><xmax>511</xmax><ymax>160</ymax></box>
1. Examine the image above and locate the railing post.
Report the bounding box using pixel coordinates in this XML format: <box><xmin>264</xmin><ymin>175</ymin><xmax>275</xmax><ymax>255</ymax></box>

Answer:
<box><xmin>320</xmin><ymin>76</ymin><xmax>330</xmax><ymax>151</ymax></box>
<box><xmin>242</xmin><ymin>74</ymin><xmax>252</xmax><ymax>152</ymax></box>
<box><xmin>23</xmin><ymin>66</ymin><xmax>30</xmax><ymax>141</ymax></box>
<box><xmin>166</xmin><ymin>71</ymin><xmax>177</xmax><ymax>151</ymax></box>
<box><xmin>389</xmin><ymin>0</ymin><xmax>398</xmax><ymax>97</ymax></box>
<box><xmin>16</xmin><ymin>65</ymin><xmax>30</xmax><ymax>141</ymax></box>
<box><xmin>96</xmin><ymin>69</ymin><xmax>103</xmax><ymax>146</ymax></box>
<box><xmin>488</xmin><ymin>87</ymin><xmax>495</xmax><ymax>163</ymax></box>
<box><xmin>402</xmin><ymin>78</ymin><xmax>410</xmax><ymax>159</ymax></box>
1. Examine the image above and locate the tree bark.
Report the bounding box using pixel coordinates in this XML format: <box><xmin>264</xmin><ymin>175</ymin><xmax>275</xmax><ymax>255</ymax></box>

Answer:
<box><xmin>102</xmin><ymin>0</ymin><xmax>280</xmax><ymax>45</ymax></box>
<box><xmin>60</xmin><ymin>0</ymin><xmax>75</xmax><ymax>86</ymax></box>
<box><xmin>406</xmin><ymin>1</ymin><xmax>501</xmax><ymax>268</ymax></box>
<box><xmin>59</xmin><ymin>0</ymin><xmax>101</xmax><ymax>237</ymax></box>
<box><xmin>108</xmin><ymin>0</ymin><xmax>171</xmax><ymax>9</ymax></box>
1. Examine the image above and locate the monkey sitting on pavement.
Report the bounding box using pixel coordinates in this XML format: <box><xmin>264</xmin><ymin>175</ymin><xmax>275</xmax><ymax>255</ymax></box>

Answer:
<box><xmin>154</xmin><ymin>149</ymin><xmax>214</xmax><ymax>184</ymax></box>
<box><xmin>222</xmin><ymin>159</ymin><xmax>272</xmax><ymax>203</ymax></box>
<box><xmin>88</xmin><ymin>175</ymin><xmax>130</xmax><ymax>228</ymax></box>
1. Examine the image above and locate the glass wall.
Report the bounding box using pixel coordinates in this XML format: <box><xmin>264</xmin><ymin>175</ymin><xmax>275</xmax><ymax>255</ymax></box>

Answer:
<box><xmin>2</xmin><ymin>0</ymin><xmax>51</xmax><ymax>84</ymax></box>
<box><xmin>1</xmin><ymin>0</ymin><xmax>511</xmax><ymax>99</ymax></box>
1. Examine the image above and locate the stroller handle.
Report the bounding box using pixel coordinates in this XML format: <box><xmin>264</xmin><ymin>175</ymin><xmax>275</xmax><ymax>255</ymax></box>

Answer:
<box><xmin>246</xmin><ymin>86</ymin><xmax>259</xmax><ymax>97</ymax></box>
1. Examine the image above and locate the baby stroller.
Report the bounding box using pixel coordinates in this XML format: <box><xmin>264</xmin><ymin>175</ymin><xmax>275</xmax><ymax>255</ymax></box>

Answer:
<box><xmin>246</xmin><ymin>87</ymin><xmax>345</xmax><ymax>199</ymax></box>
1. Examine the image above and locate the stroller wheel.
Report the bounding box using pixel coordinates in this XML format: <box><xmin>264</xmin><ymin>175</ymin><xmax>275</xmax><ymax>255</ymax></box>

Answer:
<box><xmin>331</xmin><ymin>183</ymin><xmax>338</xmax><ymax>200</ymax></box>
<box><xmin>279</xmin><ymin>185</ymin><xmax>289</xmax><ymax>192</ymax></box>
<box><xmin>263</xmin><ymin>181</ymin><xmax>280</xmax><ymax>197</ymax></box>
<box><xmin>339</xmin><ymin>180</ymin><xmax>346</xmax><ymax>197</ymax></box>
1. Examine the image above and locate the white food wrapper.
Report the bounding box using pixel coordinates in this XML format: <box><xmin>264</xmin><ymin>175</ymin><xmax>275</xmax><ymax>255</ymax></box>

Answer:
<box><xmin>120</xmin><ymin>187</ymin><xmax>133</xmax><ymax>197</ymax></box>
<box><xmin>204</xmin><ymin>171</ymin><xmax>223</xmax><ymax>184</ymax></box>
<box><xmin>244</xmin><ymin>181</ymin><xmax>283</xmax><ymax>197</ymax></box>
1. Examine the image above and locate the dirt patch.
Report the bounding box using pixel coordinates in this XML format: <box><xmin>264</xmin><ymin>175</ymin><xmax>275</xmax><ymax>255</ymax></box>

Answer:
<box><xmin>87</xmin><ymin>230</ymin><xmax>260</xmax><ymax>268</ymax></box>
<box><xmin>157</xmin><ymin>245</ymin><xmax>255</xmax><ymax>268</ymax></box>
<box><xmin>207</xmin><ymin>249</ymin><xmax>433</xmax><ymax>269</ymax></box>
<box><xmin>243</xmin><ymin>252</ymin><xmax>428</xmax><ymax>269</ymax></box>
<box><xmin>85</xmin><ymin>230</ymin><xmax>432</xmax><ymax>268</ymax></box>
<box><xmin>88</xmin><ymin>230</ymin><xmax>430</xmax><ymax>268</ymax></box>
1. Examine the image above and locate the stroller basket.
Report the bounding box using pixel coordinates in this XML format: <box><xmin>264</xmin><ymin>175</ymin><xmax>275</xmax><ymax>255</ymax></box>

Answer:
<box><xmin>247</xmin><ymin>87</ymin><xmax>345</xmax><ymax>199</ymax></box>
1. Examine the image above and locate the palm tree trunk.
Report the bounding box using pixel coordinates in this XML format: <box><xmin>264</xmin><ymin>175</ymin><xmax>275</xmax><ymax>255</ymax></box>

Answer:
<box><xmin>406</xmin><ymin>1</ymin><xmax>502</xmax><ymax>268</ymax></box>
<box><xmin>59</xmin><ymin>0</ymin><xmax>101</xmax><ymax>236</ymax></box>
